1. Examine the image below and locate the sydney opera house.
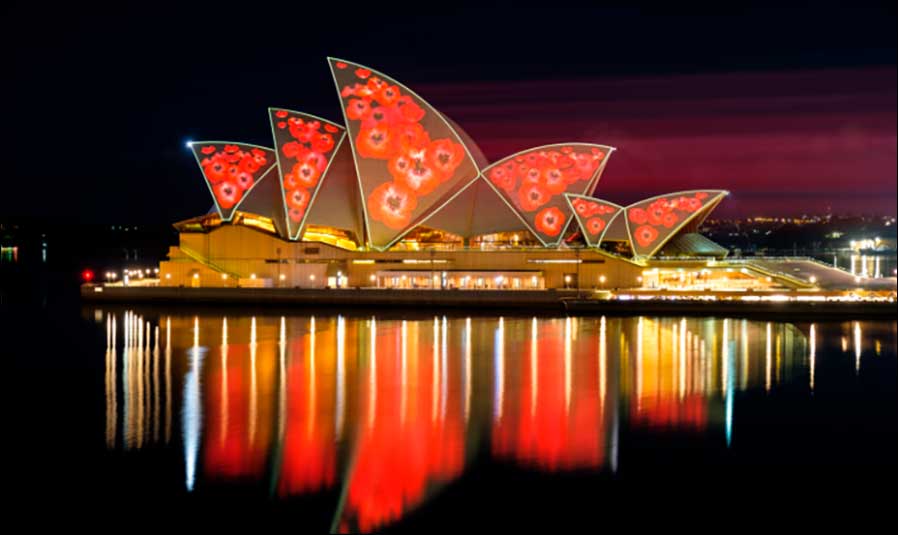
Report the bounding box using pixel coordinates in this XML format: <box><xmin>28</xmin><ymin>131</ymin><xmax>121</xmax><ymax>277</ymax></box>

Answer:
<box><xmin>158</xmin><ymin>58</ymin><xmax>836</xmax><ymax>292</ymax></box>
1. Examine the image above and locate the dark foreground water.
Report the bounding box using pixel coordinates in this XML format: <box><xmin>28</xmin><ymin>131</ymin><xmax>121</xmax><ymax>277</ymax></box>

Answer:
<box><xmin>6</xmin><ymin>294</ymin><xmax>897</xmax><ymax>531</ymax></box>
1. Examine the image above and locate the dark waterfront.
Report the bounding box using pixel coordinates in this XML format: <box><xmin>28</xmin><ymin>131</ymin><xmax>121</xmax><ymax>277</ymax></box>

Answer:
<box><xmin>6</xmin><ymin>275</ymin><xmax>896</xmax><ymax>530</ymax></box>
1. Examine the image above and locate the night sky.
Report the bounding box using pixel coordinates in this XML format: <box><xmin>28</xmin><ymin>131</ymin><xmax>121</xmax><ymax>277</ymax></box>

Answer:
<box><xmin>6</xmin><ymin>2</ymin><xmax>896</xmax><ymax>223</ymax></box>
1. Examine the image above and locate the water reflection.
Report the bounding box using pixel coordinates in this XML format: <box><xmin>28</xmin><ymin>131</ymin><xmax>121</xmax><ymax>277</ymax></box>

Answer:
<box><xmin>99</xmin><ymin>312</ymin><xmax>895</xmax><ymax>531</ymax></box>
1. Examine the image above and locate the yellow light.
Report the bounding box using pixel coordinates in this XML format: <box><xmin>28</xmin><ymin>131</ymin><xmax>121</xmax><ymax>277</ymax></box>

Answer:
<box><xmin>221</xmin><ymin>273</ymin><xmax>227</xmax><ymax>280</ymax></box>
<box><xmin>279</xmin><ymin>274</ymin><xmax>286</xmax><ymax>280</ymax></box>
<box><xmin>352</xmin><ymin>259</ymin><xmax>375</xmax><ymax>264</ymax></box>
<box><xmin>193</xmin><ymin>273</ymin><xmax>199</xmax><ymax>279</ymax></box>
<box><xmin>809</xmin><ymin>276</ymin><xmax>817</xmax><ymax>284</ymax></box>
<box><xmin>250</xmin><ymin>273</ymin><xmax>256</xmax><ymax>279</ymax></box>
<box><xmin>370</xmin><ymin>274</ymin><xmax>376</xmax><ymax>281</ymax></box>
<box><xmin>165</xmin><ymin>273</ymin><xmax>171</xmax><ymax>279</ymax></box>
<box><xmin>599</xmin><ymin>275</ymin><xmax>606</xmax><ymax>283</ymax></box>
<box><xmin>309</xmin><ymin>274</ymin><xmax>316</xmax><ymax>281</ymax></box>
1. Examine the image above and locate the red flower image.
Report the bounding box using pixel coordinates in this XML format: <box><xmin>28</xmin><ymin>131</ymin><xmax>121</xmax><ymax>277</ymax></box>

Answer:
<box><xmin>292</xmin><ymin>162</ymin><xmax>321</xmax><ymax>189</ymax></box>
<box><xmin>277</xmin><ymin>121</ymin><xmax>287</xmax><ymax>129</ymax></box>
<box><xmin>586</xmin><ymin>216</ymin><xmax>606</xmax><ymax>235</ymax></box>
<box><xmin>522</xmin><ymin>167</ymin><xmax>542</xmax><ymax>185</ymax></box>
<box><xmin>571</xmin><ymin>198</ymin><xmax>592</xmax><ymax>218</ymax></box>
<box><xmin>534</xmin><ymin>206</ymin><xmax>566</xmax><ymax>237</ymax></box>
<box><xmin>361</xmin><ymin>105</ymin><xmax>397</xmax><ymax>129</ymax></box>
<box><xmin>289</xmin><ymin>121</ymin><xmax>315</xmax><ymax>143</ymax></box>
<box><xmin>334</xmin><ymin>60</ymin><xmax>484</xmax><ymax>245</ymax></box>
<box><xmin>239</xmin><ymin>155</ymin><xmax>260</xmax><ymax>174</ymax></box>
<box><xmin>695</xmin><ymin>191</ymin><xmax>708</xmax><ymax>199</ymax></box>
<box><xmin>366</xmin><ymin>76</ymin><xmax>386</xmax><ymax>92</ymax></box>
<box><xmin>397</xmin><ymin>161</ymin><xmax>440</xmax><ymax>196</ymax></box>
<box><xmin>312</xmin><ymin>133</ymin><xmax>335</xmax><ymax>153</ymax></box>
<box><xmin>488</xmin><ymin>166</ymin><xmax>516</xmax><ymax>192</ymax></box>
<box><xmin>374</xmin><ymin>85</ymin><xmax>401</xmax><ymax>107</ymax></box>
<box><xmin>235</xmin><ymin>171</ymin><xmax>254</xmax><ymax>191</ymax></box>
<box><xmin>518</xmin><ymin>182</ymin><xmax>550</xmax><ymax>212</ymax></box>
<box><xmin>426</xmin><ymin>139</ymin><xmax>464</xmax><ymax>178</ymax></box>
<box><xmin>283</xmin><ymin>171</ymin><xmax>301</xmax><ymax>191</ymax></box>
<box><xmin>395</xmin><ymin>96</ymin><xmax>425</xmax><ymax>122</ymax></box>
<box><xmin>357</xmin><ymin>126</ymin><xmax>394</xmax><ymax>159</ymax></box>
<box><xmin>628</xmin><ymin>207</ymin><xmax>648</xmax><ymax>224</ymax></box>
<box><xmin>347</xmin><ymin>98</ymin><xmax>372</xmax><ymax>121</ymax></box>
<box><xmin>647</xmin><ymin>204</ymin><xmax>666</xmax><ymax>226</ymax></box>
<box><xmin>275</xmin><ymin>109</ymin><xmax>289</xmax><ymax>119</ymax></box>
<box><xmin>282</xmin><ymin>141</ymin><xmax>306</xmax><ymax>159</ymax></box>
<box><xmin>204</xmin><ymin>160</ymin><xmax>228</xmax><ymax>184</ymax></box>
<box><xmin>634</xmin><ymin>225</ymin><xmax>659</xmax><ymax>248</ymax></box>
<box><xmin>335</xmin><ymin>61</ymin><xmax>348</xmax><ymax>69</ymax></box>
<box><xmin>368</xmin><ymin>181</ymin><xmax>418</xmax><ymax>230</ymax></box>
<box><xmin>391</xmin><ymin>122</ymin><xmax>430</xmax><ymax>153</ymax></box>
<box><xmin>194</xmin><ymin>143</ymin><xmax>276</xmax><ymax>218</ymax></box>
<box><xmin>303</xmin><ymin>151</ymin><xmax>329</xmax><ymax>172</ymax></box>
<box><xmin>388</xmin><ymin>154</ymin><xmax>412</xmax><ymax>182</ymax></box>
<box><xmin>270</xmin><ymin>111</ymin><xmax>344</xmax><ymax>235</ymax></box>
<box><xmin>661</xmin><ymin>211</ymin><xmax>679</xmax><ymax>228</ymax></box>
<box><xmin>573</xmin><ymin>153</ymin><xmax>598</xmax><ymax>177</ymax></box>
<box><xmin>542</xmin><ymin>168</ymin><xmax>567</xmax><ymax>195</ymax></box>
<box><xmin>288</xmin><ymin>206</ymin><xmax>305</xmax><ymax>223</ymax></box>
<box><xmin>214</xmin><ymin>181</ymin><xmax>241</xmax><ymax>209</ymax></box>
<box><xmin>684</xmin><ymin>197</ymin><xmax>703</xmax><ymax>212</ymax></box>
<box><xmin>287</xmin><ymin>187</ymin><xmax>311</xmax><ymax>211</ymax></box>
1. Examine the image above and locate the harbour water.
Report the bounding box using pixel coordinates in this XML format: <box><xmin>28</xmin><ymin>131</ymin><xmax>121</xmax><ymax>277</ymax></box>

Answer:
<box><xmin>8</xmin><ymin>299</ymin><xmax>896</xmax><ymax>530</ymax></box>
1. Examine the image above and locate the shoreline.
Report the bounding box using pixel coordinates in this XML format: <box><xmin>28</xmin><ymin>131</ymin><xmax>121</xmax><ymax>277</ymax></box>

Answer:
<box><xmin>81</xmin><ymin>285</ymin><xmax>896</xmax><ymax>319</ymax></box>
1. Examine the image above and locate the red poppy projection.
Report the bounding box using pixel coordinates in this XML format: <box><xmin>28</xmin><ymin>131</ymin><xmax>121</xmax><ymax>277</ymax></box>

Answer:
<box><xmin>190</xmin><ymin>142</ymin><xmax>277</xmax><ymax>221</ymax></box>
<box><xmin>329</xmin><ymin>58</ymin><xmax>479</xmax><ymax>250</ymax></box>
<box><xmin>269</xmin><ymin>109</ymin><xmax>346</xmax><ymax>240</ymax></box>
<box><xmin>564</xmin><ymin>193</ymin><xmax>623</xmax><ymax>248</ymax></box>
<box><xmin>483</xmin><ymin>144</ymin><xmax>613</xmax><ymax>246</ymax></box>
<box><xmin>625</xmin><ymin>190</ymin><xmax>726</xmax><ymax>257</ymax></box>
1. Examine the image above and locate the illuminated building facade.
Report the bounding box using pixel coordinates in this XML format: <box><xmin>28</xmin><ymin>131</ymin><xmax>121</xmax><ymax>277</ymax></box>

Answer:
<box><xmin>158</xmin><ymin>58</ymin><xmax>827</xmax><ymax>292</ymax></box>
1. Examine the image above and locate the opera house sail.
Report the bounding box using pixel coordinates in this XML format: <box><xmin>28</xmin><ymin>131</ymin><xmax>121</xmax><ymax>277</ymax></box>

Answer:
<box><xmin>165</xmin><ymin>58</ymin><xmax>735</xmax><ymax>291</ymax></box>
